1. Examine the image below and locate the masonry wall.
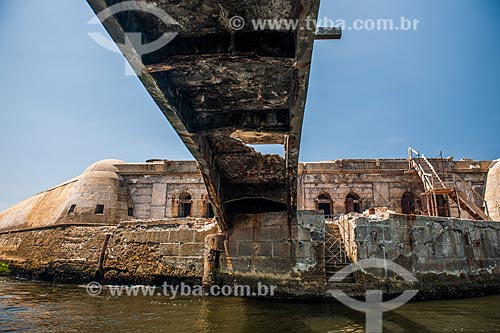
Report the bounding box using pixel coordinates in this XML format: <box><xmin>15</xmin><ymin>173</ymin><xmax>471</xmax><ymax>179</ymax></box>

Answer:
<box><xmin>0</xmin><ymin>225</ymin><xmax>114</xmax><ymax>282</ymax></box>
<box><xmin>213</xmin><ymin>211</ymin><xmax>326</xmax><ymax>296</ymax></box>
<box><xmin>123</xmin><ymin>175</ymin><xmax>209</xmax><ymax>220</ymax></box>
<box><xmin>117</xmin><ymin>161</ymin><xmax>212</xmax><ymax>220</ymax></box>
<box><xmin>119</xmin><ymin>159</ymin><xmax>492</xmax><ymax>222</ymax></box>
<box><xmin>0</xmin><ymin>218</ymin><xmax>218</xmax><ymax>284</ymax></box>
<box><xmin>1</xmin><ymin>158</ymin><xmax>492</xmax><ymax>233</ymax></box>
<box><xmin>355</xmin><ymin>214</ymin><xmax>500</xmax><ymax>276</ymax></box>
<box><xmin>1</xmin><ymin>212</ymin><xmax>500</xmax><ymax>299</ymax></box>
<box><xmin>103</xmin><ymin>219</ymin><xmax>217</xmax><ymax>283</ymax></box>
<box><xmin>299</xmin><ymin>163</ymin><xmax>424</xmax><ymax>214</ymax></box>
<box><xmin>0</xmin><ymin>211</ymin><xmax>328</xmax><ymax>297</ymax></box>
<box><xmin>299</xmin><ymin>159</ymin><xmax>491</xmax><ymax>219</ymax></box>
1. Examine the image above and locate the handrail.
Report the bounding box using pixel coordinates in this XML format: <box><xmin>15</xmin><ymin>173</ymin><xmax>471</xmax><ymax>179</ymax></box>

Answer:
<box><xmin>409</xmin><ymin>147</ymin><xmax>491</xmax><ymax>220</ymax></box>
<box><xmin>410</xmin><ymin>158</ymin><xmax>433</xmax><ymax>191</ymax></box>
<box><xmin>409</xmin><ymin>147</ymin><xmax>435</xmax><ymax>191</ymax></box>
<box><xmin>422</xmin><ymin>154</ymin><xmax>446</xmax><ymax>188</ymax></box>
<box><xmin>408</xmin><ymin>147</ymin><xmax>420</xmax><ymax>159</ymax></box>
<box><xmin>451</xmin><ymin>173</ymin><xmax>490</xmax><ymax>220</ymax></box>
<box><xmin>452</xmin><ymin>173</ymin><xmax>485</xmax><ymax>202</ymax></box>
<box><xmin>325</xmin><ymin>215</ymin><xmax>357</xmax><ymax>263</ymax></box>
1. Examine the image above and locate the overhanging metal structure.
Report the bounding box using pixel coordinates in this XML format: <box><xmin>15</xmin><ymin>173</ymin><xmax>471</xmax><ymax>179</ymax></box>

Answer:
<box><xmin>86</xmin><ymin>0</ymin><xmax>339</xmax><ymax>229</ymax></box>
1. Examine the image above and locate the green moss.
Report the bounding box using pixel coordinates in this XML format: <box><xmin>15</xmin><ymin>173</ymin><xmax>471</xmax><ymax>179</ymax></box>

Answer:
<box><xmin>0</xmin><ymin>262</ymin><xmax>10</xmax><ymax>275</ymax></box>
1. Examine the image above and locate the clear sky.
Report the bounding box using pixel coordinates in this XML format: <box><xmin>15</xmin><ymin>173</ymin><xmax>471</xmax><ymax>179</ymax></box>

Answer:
<box><xmin>0</xmin><ymin>0</ymin><xmax>499</xmax><ymax>210</ymax></box>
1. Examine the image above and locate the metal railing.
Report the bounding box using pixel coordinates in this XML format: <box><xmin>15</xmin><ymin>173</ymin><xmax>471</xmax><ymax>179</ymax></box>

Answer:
<box><xmin>408</xmin><ymin>147</ymin><xmax>491</xmax><ymax>220</ymax></box>
<box><xmin>447</xmin><ymin>173</ymin><xmax>490</xmax><ymax>220</ymax></box>
<box><xmin>324</xmin><ymin>215</ymin><xmax>357</xmax><ymax>264</ymax></box>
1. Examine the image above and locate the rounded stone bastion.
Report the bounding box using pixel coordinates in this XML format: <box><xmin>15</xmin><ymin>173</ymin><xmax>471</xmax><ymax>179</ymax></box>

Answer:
<box><xmin>0</xmin><ymin>159</ymin><xmax>132</xmax><ymax>232</ymax></box>
<box><xmin>485</xmin><ymin>159</ymin><xmax>500</xmax><ymax>221</ymax></box>
<box><xmin>63</xmin><ymin>159</ymin><xmax>131</xmax><ymax>225</ymax></box>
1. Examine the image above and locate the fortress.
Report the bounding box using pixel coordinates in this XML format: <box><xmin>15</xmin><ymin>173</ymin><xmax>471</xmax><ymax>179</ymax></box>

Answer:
<box><xmin>0</xmin><ymin>154</ymin><xmax>499</xmax><ymax>299</ymax></box>
<box><xmin>0</xmin><ymin>0</ymin><xmax>498</xmax><ymax>299</ymax></box>
<box><xmin>1</xmin><ymin>155</ymin><xmax>499</xmax><ymax>232</ymax></box>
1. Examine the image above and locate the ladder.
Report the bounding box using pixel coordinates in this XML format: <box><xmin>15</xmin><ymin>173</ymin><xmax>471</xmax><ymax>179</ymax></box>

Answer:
<box><xmin>408</xmin><ymin>147</ymin><xmax>491</xmax><ymax>220</ymax></box>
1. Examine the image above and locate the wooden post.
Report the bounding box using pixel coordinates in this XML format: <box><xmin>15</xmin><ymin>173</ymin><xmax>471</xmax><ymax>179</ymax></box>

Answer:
<box><xmin>96</xmin><ymin>233</ymin><xmax>112</xmax><ymax>280</ymax></box>
<box><xmin>203</xmin><ymin>234</ymin><xmax>224</xmax><ymax>287</ymax></box>
<box><xmin>431</xmin><ymin>177</ymin><xmax>438</xmax><ymax>217</ymax></box>
<box><xmin>453</xmin><ymin>175</ymin><xmax>462</xmax><ymax>218</ymax></box>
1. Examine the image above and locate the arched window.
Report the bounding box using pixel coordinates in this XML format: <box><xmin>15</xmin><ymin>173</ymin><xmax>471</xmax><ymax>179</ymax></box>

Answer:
<box><xmin>401</xmin><ymin>192</ymin><xmax>415</xmax><ymax>214</ymax></box>
<box><xmin>345</xmin><ymin>193</ymin><xmax>361</xmax><ymax>213</ymax></box>
<box><xmin>317</xmin><ymin>193</ymin><xmax>332</xmax><ymax>216</ymax></box>
<box><xmin>206</xmin><ymin>202</ymin><xmax>215</xmax><ymax>218</ymax></box>
<box><xmin>436</xmin><ymin>195</ymin><xmax>450</xmax><ymax>217</ymax></box>
<box><xmin>178</xmin><ymin>193</ymin><xmax>192</xmax><ymax>218</ymax></box>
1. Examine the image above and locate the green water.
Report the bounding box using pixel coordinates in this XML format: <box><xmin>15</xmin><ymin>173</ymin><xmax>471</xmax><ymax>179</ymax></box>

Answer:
<box><xmin>0</xmin><ymin>277</ymin><xmax>499</xmax><ymax>332</ymax></box>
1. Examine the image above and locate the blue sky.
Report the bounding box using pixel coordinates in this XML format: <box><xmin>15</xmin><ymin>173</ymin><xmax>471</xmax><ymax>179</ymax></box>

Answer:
<box><xmin>0</xmin><ymin>0</ymin><xmax>499</xmax><ymax>210</ymax></box>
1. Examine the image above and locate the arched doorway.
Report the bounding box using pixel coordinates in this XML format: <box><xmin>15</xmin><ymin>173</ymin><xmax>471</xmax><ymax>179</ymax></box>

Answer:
<box><xmin>345</xmin><ymin>193</ymin><xmax>361</xmax><ymax>213</ymax></box>
<box><xmin>178</xmin><ymin>193</ymin><xmax>192</xmax><ymax>217</ymax></box>
<box><xmin>401</xmin><ymin>192</ymin><xmax>416</xmax><ymax>214</ymax></box>
<box><xmin>317</xmin><ymin>193</ymin><xmax>332</xmax><ymax>216</ymax></box>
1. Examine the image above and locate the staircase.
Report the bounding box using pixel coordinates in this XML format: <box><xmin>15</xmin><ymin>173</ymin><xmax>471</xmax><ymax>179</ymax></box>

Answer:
<box><xmin>448</xmin><ymin>182</ymin><xmax>490</xmax><ymax>220</ymax></box>
<box><xmin>325</xmin><ymin>218</ymin><xmax>355</xmax><ymax>283</ymax></box>
<box><xmin>408</xmin><ymin>148</ymin><xmax>490</xmax><ymax>220</ymax></box>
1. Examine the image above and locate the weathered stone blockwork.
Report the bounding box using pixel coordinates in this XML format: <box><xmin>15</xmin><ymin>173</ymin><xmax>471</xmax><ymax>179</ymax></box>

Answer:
<box><xmin>222</xmin><ymin>212</ymin><xmax>324</xmax><ymax>273</ymax></box>
<box><xmin>0</xmin><ymin>218</ymin><xmax>218</xmax><ymax>284</ymax></box>
<box><xmin>1</xmin><ymin>158</ymin><xmax>495</xmax><ymax>234</ymax></box>
<box><xmin>211</xmin><ymin>211</ymin><xmax>326</xmax><ymax>296</ymax></box>
<box><xmin>299</xmin><ymin>159</ymin><xmax>492</xmax><ymax>219</ymax></box>
<box><xmin>353</xmin><ymin>214</ymin><xmax>500</xmax><ymax>298</ymax></box>
<box><xmin>118</xmin><ymin>161</ymin><xmax>210</xmax><ymax>220</ymax></box>
<box><xmin>356</xmin><ymin>214</ymin><xmax>500</xmax><ymax>273</ymax></box>
<box><xmin>102</xmin><ymin>219</ymin><xmax>218</xmax><ymax>283</ymax></box>
<box><xmin>0</xmin><ymin>225</ymin><xmax>114</xmax><ymax>282</ymax></box>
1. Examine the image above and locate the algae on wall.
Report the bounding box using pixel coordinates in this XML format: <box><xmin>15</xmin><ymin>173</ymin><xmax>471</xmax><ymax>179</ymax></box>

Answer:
<box><xmin>0</xmin><ymin>262</ymin><xmax>9</xmax><ymax>275</ymax></box>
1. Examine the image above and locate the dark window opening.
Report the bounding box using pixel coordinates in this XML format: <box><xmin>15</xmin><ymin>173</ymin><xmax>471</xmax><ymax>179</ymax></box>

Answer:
<box><xmin>95</xmin><ymin>204</ymin><xmax>104</xmax><ymax>215</ymax></box>
<box><xmin>206</xmin><ymin>203</ymin><xmax>215</xmax><ymax>218</ymax></box>
<box><xmin>317</xmin><ymin>193</ymin><xmax>332</xmax><ymax>216</ymax></box>
<box><xmin>345</xmin><ymin>193</ymin><xmax>361</xmax><ymax>213</ymax></box>
<box><xmin>401</xmin><ymin>192</ymin><xmax>416</xmax><ymax>214</ymax></box>
<box><xmin>128</xmin><ymin>207</ymin><xmax>134</xmax><ymax>217</ymax></box>
<box><xmin>178</xmin><ymin>194</ymin><xmax>192</xmax><ymax>218</ymax></box>
<box><xmin>68</xmin><ymin>205</ymin><xmax>76</xmax><ymax>214</ymax></box>
<box><xmin>436</xmin><ymin>195</ymin><xmax>450</xmax><ymax>217</ymax></box>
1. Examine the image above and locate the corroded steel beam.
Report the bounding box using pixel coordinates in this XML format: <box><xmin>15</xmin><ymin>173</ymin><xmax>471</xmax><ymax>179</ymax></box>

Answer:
<box><xmin>86</xmin><ymin>0</ymin><xmax>324</xmax><ymax>229</ymax></box>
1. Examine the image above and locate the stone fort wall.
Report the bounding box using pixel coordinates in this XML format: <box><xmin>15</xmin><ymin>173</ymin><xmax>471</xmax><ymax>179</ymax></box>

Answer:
<box><xmin>298</xmin><ymin>159</ymin><xmax>492</xmax><ymax>219</ymax></box>
<box><xmin>0</xmin><ymin>158</ymin><xmax>496</xmax><ymax>234</ymax></box>
<box><xmin>117</xmin><ymin>158</ymin><xmax>493</xmax><ymax>222</ymax></box>
<box><xmin>0</xmin><ymin>218</ymin><xmax>217</xmax><ymax>283</ymax></box>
